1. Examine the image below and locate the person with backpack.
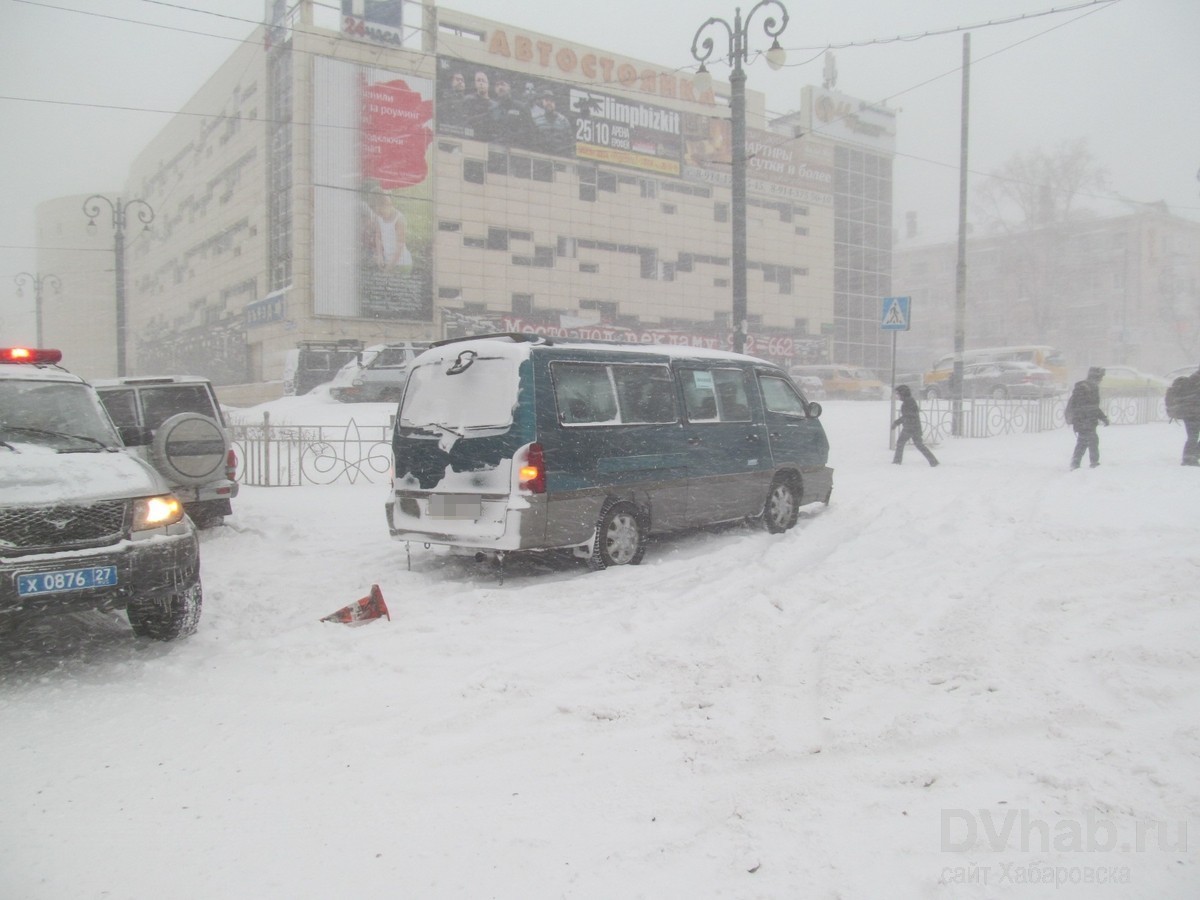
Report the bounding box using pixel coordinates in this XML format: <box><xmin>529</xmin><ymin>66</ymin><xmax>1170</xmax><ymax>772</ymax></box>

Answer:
<box><xmin>891</xmin><ymin>384</ymin><xmax>939</xmax><ymax>467</ymax></box>
<box><xmin>1064</xmin><ymin>367</ymin><xmax>1109</xmax><ymax>469</ymax></box>
<box><xmin>1164</xmin><ymin>366</ymin><xmax>1200</xmax><ymax>466</ymax></box>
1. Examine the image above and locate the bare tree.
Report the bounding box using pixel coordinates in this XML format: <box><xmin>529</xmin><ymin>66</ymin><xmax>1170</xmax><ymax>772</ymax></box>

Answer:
<box><xmin>973</xmin><ymin>138</ymin><xmax>1108</xmax><ymax>233</ymax></box>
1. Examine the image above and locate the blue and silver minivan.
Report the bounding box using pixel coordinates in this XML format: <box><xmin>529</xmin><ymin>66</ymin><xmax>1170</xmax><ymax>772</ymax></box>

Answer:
<box><xmin>385</xmin><ymin>334</ymin><xmax>833</xmax><ymax>568</ymax></box>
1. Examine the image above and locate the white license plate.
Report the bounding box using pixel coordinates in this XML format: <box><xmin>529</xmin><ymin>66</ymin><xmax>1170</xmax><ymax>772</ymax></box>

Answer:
<box><xmin>427</xmin><ymin>494</ymin><xmax>483</xmax><ymax>519</ymax></box>
<box><xmin>17</xmin><ymin>566</ymin><xmax>119</xmax><ymax>597</ymax></box>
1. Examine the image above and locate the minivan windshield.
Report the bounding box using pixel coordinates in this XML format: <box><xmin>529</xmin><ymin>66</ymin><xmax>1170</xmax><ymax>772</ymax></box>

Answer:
<box><xmin>400</xmin><ymin>353</ymin><xmax>523</xmax><ymax>431</ymax></box>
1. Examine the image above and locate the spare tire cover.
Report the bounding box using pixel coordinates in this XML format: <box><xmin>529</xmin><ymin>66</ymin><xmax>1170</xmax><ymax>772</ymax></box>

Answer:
<box><xmin>151</xmin><ymin>413</ymin><xmax>229</xmax><ymax>486</ymax></box>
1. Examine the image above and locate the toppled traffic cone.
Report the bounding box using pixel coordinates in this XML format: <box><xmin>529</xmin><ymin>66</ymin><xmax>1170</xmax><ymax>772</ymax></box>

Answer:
<box><xmin>321</xmin><ymin>584</ymin><xmax>390</xmax><ymax>625</ymax></box>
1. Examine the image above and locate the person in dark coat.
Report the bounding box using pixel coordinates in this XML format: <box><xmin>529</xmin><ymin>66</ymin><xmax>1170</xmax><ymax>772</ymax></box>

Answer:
<box><xmin>892</xmin><ymin>384</ymin><xmax>939</xmax><ymax>466</ymax></box>
<box><xmin>1066</xmin><ymin>366</ymin><xmax>1109</xmax><ymax>469</ymax></box>
<box><xmin>1175</xmin><ymin>367</ymin><xmax>1200</xmax><ymax>466</ymax></box>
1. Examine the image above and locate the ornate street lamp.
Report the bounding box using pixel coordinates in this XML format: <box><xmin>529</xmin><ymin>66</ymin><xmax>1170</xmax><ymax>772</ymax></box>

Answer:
<box><xmin>692</xmin><ymin>1</ymin><xmax>788</xmax><ymax>355</ymax></box>
<box><xmin>83</xmin><ymin>195</ymin><xmax>155</xmax><ymax>377</ymax></box>
<box><xmin>13</xmin><ymin>271</ymin><xmax>62</xmax><ymax>346</ymax></box>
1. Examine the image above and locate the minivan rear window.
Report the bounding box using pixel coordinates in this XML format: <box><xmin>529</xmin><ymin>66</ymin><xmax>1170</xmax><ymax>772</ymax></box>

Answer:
<box><xmin>401</xmin><ymin>353</ymin><xmax>523</xmax><ymax>431</ymax></box>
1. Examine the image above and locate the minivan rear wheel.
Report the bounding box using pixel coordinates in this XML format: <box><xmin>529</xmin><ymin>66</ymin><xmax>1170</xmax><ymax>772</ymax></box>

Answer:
<box><xmin>588</xmin><ymin>501</ymin><xmax>646</xmax><ymax>569</ymax></box>
<box><xmin>763</xmin><ymin>476</ymin><xmax>800</xmax><ymax>533</ymax></box>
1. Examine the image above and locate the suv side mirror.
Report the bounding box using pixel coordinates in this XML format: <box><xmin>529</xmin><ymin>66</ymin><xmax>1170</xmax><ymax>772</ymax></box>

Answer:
<box><xmin>806</xmin><ymin>401</ymin><xmax>823</xmax><ymax>419</ymax></box>
<box><xmin>118</xmin><ymin>424</ymin><xmax>153</xmax><ymax>447</ymax></box>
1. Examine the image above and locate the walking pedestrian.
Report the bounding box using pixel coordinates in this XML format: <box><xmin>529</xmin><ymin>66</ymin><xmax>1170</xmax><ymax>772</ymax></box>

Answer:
<box><xmin>1165</xmin><ymin>366</ymin><xmax>1200</xmax><ymax>466</ymax></box>
<box><xmin>1065</xmin><ymin>366</ymin><xmax>1109</xmax><ymax>469</ymax></box>
<box><xmin>892</xmin><ymin>384</ymin><xmax>939</xmax><ymax>467</ymax></box>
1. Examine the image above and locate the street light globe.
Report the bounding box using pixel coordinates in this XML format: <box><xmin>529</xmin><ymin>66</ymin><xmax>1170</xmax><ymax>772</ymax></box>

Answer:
<box><xmin>766</xmin><ymin>39</ymin><xmax>786</xmax><ymax>71</ymax></box>
<box><xmin>694</xmin><ymin>64</ymin><xmax>713</xmax><ymax>96</ymax></box>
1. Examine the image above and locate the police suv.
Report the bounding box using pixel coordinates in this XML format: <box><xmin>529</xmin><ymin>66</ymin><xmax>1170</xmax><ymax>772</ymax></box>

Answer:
<box><xmin>0</xmin><ymin>348</ymin><xmax>202</xmax><ymax>640</ymax></box>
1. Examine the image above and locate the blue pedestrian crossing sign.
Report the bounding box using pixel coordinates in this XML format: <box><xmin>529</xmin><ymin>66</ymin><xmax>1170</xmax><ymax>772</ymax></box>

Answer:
<box><xmin>881</xmin><ymin>296</ymin><xmax>911</xmax><ymax>331</ymax></box>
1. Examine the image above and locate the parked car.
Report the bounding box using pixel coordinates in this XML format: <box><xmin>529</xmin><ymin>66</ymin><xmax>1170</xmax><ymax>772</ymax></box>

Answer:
<box><xmin>788</xmin><ymin>365</ymin><xmax>887</xmax><ymax>399</ymax></box>
<box><xmin>282</xmin><ymin>339</ymin><xmax>364</xmax><ymax>396</ymax></box>
<box><xmin>93</xmin><ymin>376</ymin><xmax>238</xmax><ymax>528</ymax></box>
<box><xmin>0</xmin><ymin>347</ymin><xmax>202</xmax><ymax>640</ymax></box>
<box><xmin>790</xmin><ymin>373</ymin><xmax>826</xmax><ymax>400</ymax></box>
<box><xmin>387</xmin><ymin>335</ymin><xmax>834</xmax><ymax>569</ymax></box>
<box><xmin>924</xmin><ymin>345</ymin><xmax>1068</xmax><ymax>394</ymax></box>
<box><xmin>924</xmin><ymin>361</ymin><xmax>1058</xmax><ymax>399</ymax></box>
<box><xmin>330</xmin><ymin>341</ymin><xmax>432</xmax><ymax>403</ymax></box>
<box><xmin>1094</xmin><ymin>365</ymin><xmax>1170</xmax><ymax>397</ymax></box>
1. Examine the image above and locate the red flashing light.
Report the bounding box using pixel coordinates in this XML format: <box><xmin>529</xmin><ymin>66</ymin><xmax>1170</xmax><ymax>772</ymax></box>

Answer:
<box><xmin>517</xmin><ymin>442</ymin><xmax>546</xmax><ymax>494</ymax></box>
<box><xmin>1</xmin><ymin>347</ymin><xmax>63</xmax><ymax>365</ymax></box>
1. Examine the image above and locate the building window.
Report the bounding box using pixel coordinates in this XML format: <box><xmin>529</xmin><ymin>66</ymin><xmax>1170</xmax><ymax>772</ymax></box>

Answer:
<box><xmin>661</xmin><ymin>203</ymin><xmax>676</xmax><ymax>215</ymax></box>
<box><xmin>487</xmin><ymin>149</ymin><xmax>507</xmax><ymax>174</ymax></box>
<box><xmin>640</xmin><ymin>179</ymin><xmax>657</xmax><ymax>199</ymax></box>
<box><xmin>509</xmin><ymin>154</ymin><xmax>532</xmax><ymax>179</ymax></box>
<box><xmin>438</xmin><ymin>221</ymin><xmax>461</xmax><ymax>231</ymax></box>
<box><xmin>512</xmin><ymin>293</ymin><xmax>533</xmax><ymax>315</ymax></box>
<box><xmin>598</xmin><ymin>171</ymin><xmax>617</xmax><ymax>193</ymax></box>
<box><xmin>639</xmin><ymin>248</ymin><xmax>658</xmax><ymax>280</ymax></box>
<box><xmin>715</xmin><ymin>277</ymin><xmax>729</xmax><ymax>287</ymax></box>
<box><xmin>778</xmin><ymin>269</ymin><xmax>793</xmax><ymax>295</ymax></box>
<box><xmin>487</xmin><ymin>227</ymin><xmax>509</xmax><ymax>251</ymax></box>
<box><xmin>532</xmin><ymin>158</ymin><xmax>554</xmax><ymax>182</ymax></box>
<box><xmin>533</xmin><ymin>246</ymin><xmax>555</xmax><ymax>268</ymax></box>
<box><xmin>557</xmin><ymin>236</ymin><xmax>577</xmax><ymax>258</ymax></box>
<box><xmin>438</xmin><ymin>140</ymin><xmax>461</xmax><ymax>153</ymax></box>
<box><xmin>463</xmin><ymin>158</ymin><xmax>485</xmax><ymax>184</ymax></box>
<box><xmin>438</xmin><ymin>287</ymin><xmax>462</xmax><ymax>299</ymax></box>
<box><xmin>580</xmin><ymin>262</ymin><xmax>599</xmax><ymax>274</ymax></box>
<box><xmin>662</xmin><ymin>262</ymin><xmax>676</xmax><ymax>282</ymax></box>
<box><xmin>463</xmin><ymin>236</ymin><xmax>486</xmax><ymax>248</ymax></box>
<box><xmin>715</xmin><ymin>202</ymin><xmax>729</xmax><ymax>223</ymax></box>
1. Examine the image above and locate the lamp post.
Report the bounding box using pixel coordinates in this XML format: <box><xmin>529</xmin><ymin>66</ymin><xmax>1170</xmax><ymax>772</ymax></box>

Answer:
<box><xmin>691</xmin><ymin>1</ymin><xmax>788</xmax><ymax>355</ymax></box>
<box><xmin>83</xmin><ymin>195</ymin><xmax>155</xmax><ymax>377</ymax></box>
<box><xmin>13</xmin><ymin>271</ymin><xmax>62</xmax><ymax>346</ymax></box>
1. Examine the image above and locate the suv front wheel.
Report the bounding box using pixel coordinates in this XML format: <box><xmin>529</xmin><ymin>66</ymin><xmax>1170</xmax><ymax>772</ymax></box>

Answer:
<box><xmin>127</xmin><ymin>578</ymin><xmax>203</xmax><ymax>640</ymax></box>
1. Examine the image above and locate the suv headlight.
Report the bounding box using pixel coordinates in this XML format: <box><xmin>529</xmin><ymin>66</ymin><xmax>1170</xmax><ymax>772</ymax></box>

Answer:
<box><xmin>133</xmin><ymin>494</ymin><xmax>186</xmax><ymax>531</ymax></box>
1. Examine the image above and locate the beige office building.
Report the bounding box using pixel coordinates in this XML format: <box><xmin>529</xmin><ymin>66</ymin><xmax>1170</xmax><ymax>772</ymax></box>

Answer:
<box><xmin>36</xmin><ymin>1</ymin><xmax>897</xmax><ymax>391</ymax></box>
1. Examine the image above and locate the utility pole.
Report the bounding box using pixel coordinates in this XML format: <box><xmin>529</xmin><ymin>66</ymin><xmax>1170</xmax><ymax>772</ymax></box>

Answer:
<box><xmin>953</xmin><ymin>33</ymin><xmax>971</xmax><ymax>436</ymax></box>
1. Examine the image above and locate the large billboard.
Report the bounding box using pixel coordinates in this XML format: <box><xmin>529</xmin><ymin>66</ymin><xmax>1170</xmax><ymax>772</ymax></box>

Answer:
<box><xmin>313</xmin><ymin>58</ymin><xmax>434</xmax><ymax>321</ymax></box>
<box><xmin>435</xmin><ymin>57</ymin><xmax>683</xmax><ymax>175</ymax></box>
<box><xmin>682</xmin><ymin>114</ymin><xmax>833</xmax><ymax>206</ymax></box>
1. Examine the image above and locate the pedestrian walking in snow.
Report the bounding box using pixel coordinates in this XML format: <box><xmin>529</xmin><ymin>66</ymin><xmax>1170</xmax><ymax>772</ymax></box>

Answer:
<box><xmin>1064</xmin><ymin>366</ymin><xmax>1109</xmax><ymax>469</ymax></box>
<box><xmin>892</xmin><ymin>384</ymin><xmax>939</xmax><ymax>467</ymax></box>
<box><xmin>1164</xmin><ymin>366</ymin><xmax>1200</xmax><ymax>466</ymax></box>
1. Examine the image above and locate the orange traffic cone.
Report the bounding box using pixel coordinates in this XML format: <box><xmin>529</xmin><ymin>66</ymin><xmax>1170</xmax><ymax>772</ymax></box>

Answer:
<box><xmin>321</xmin><ymin>584</ymin><xmax>390</xmax><ymax>625</ymax></box>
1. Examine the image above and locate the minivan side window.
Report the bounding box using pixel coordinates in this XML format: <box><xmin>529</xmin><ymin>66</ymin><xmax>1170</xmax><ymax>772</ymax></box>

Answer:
<box><xmin>611</xmin><ymin>364</ymin><xmax>677</xmax><ymax>423</ymax></box>
<box><xmin>552</xmin><ymin>362</ymin><xmax>677</xmax><ymax>425</ymax></box>
<box><xmin>760</xmin><ymin>374</ymin><xmax>807</xmax><ymax>415</ymax></box>
<box><xmin>679</xmin><ymin>367</ymin><xmax>750</xmax><ymax>422</ymax></box>
<box><xmin>553</xmin><ymin>363</ymin><xmax>618</xmax><ymax>424</ymax></box>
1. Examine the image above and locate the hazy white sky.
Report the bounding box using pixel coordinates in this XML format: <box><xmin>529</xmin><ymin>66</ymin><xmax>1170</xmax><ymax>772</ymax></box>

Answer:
<box><xmin>2</xmin><ymin>0</ymin><xmax>1198</xmax><ymax>337</ymax></box>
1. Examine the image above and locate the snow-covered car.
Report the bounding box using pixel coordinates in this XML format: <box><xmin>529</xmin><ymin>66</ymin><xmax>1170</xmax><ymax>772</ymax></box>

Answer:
<box><xmin>1094</xmin><ymin>365</ymin><xmax>1170</xmax><ymax>397</ymax></box>
<box><xmin>0</xmin><ymin>347</ymin><xmax>202</xmax><ymax>640</ymax></box>
<box><xmin>93</xmin><ymin>376</ymin><xmax>238</xmax><ymax>528</ymax></box>
<box><xmin>330</xmin><ymin>341</ymin><xmax>432</xmax><ymax>403</ymax></box>
<box><xmin>790</xmin><ymin>373</ymin><xmax>826</xmax><ymax>400</ymax></box>
<box><xmin>925</xmin><ymin>361</ymin><xmax>1058</xmax><ymax>399</ymax></box>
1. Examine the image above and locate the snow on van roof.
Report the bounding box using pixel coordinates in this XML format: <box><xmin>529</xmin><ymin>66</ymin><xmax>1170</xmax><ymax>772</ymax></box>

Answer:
<box><xmin>423</xmin><ymin>334</ymin><xmax>771</xmax><ymax>366</ymax></box>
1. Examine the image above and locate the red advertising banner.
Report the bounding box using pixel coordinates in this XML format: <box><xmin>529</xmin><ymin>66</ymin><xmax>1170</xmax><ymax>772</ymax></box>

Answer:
<box><xmin>361</xmin><ymin>76</ymin><xmax>434</xmax><ymax>190</ymax></box>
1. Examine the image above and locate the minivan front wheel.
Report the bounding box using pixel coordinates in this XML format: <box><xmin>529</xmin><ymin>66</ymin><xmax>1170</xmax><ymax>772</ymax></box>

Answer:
<box><xmin>588</xmin><ymin>501</ymin><xmax>646</xmax><ymax>569</ymax></box>
<box><xmin>763</xmin><ymin>476</ymin><xmax>800</xmax><ymax>533</ymax></box>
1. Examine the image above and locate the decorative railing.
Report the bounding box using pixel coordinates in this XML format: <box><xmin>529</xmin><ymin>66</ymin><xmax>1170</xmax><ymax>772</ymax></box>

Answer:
<box><xmin>227</xmin><ymin>396</ymin><xmax>1167</xmax><ymax>487</ymax></box>
<box><xmin>921</xmin><ymin>394</ymin><xmax>1165</xmax><ymax>443</ymax></box>
<box><xmin>229</xmin><ymin>413</ymin><xmax>393</xmax><ymax>487</ymax></box>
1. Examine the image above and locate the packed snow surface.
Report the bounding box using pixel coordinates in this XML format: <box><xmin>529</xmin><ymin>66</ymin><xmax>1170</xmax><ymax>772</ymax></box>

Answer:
<box><xmin>2</xmin><ymin>397</ymin><xmax>1197</xmax><ymax>899</ymax></box>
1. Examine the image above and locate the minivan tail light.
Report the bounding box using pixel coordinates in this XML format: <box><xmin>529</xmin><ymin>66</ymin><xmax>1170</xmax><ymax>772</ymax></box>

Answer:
<box><xmin>517</xmin><ymin>442</ymin><xmax>546</xmax><ymax>494</ymax></box>
<box><xmin>225</xmin><ymin>448</ymin><xmax>238</xmax><ymax>482</ymax></box>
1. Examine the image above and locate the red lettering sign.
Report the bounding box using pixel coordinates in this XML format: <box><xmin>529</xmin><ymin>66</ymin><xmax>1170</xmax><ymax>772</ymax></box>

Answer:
<box><xmin>361</xmin><ymin>77</ymin><xmax>433</xmax><ymax>189</ymax></box>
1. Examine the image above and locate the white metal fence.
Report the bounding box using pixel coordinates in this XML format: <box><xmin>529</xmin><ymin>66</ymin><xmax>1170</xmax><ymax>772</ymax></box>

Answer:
<box><xmin>227</xmin><ymin>397</ymin><xmax>1167</xmax><ymax>487</ymax></box>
